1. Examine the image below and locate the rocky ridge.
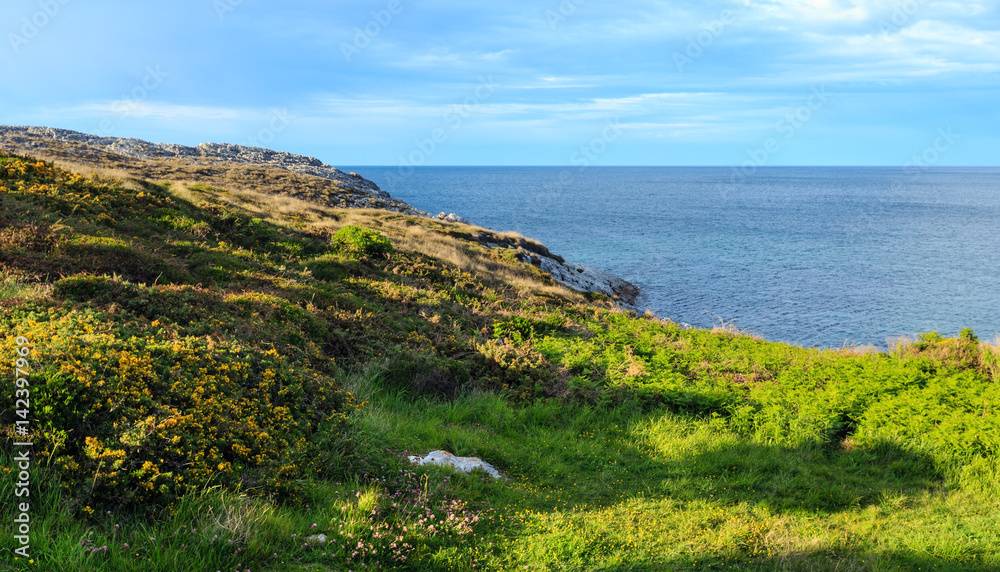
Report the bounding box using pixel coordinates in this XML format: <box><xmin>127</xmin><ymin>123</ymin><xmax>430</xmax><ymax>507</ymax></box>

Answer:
<box><xmin>0</xmin><ymin>125</ymin><xmax>639</xmax><ymax>306</ymax></box>
<box><xmin>2</xmin><ymin>125</ymin><xmax>389</xmax><ymax>199</ymax></box>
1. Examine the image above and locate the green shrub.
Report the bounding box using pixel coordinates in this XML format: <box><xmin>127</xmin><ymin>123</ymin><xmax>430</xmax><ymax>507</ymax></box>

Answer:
<box><xmin>2</xmin><ymin>316</ymin><xmax>356</xmax><ymax>507</ymax></box>
<box><xmin>915</xmin><ymin>330</ymin><xmax>945</xmax><ymax>350</ymax></box>
<box><xmin>307</xmin><ymin>253</ymin><xmax>363</xmax><ymax>282</ymax></box>
<box><xmin>383</xmin><ymin>350</ymin><xmax>472</xmax><ymax>397</ymax></box>
<box><xmin>333</xmin><ymin>225</ymin><xmax>394</xmax><ymax>258</ymax></box>
<box><xmin>494</xmin><ymin>316</ymin><xmax>537</xmax><ymax>343</ymax></box>
<box><xmin>185</xmin><ymin>249</ymin><xmax>251</xmax><ymax>284</ymax></box>
<box><xmin>60</xmin><ymin>236</ymin><xmax>184</xmax><ymax>285</ymax></box>
<box><xmin>855</xmin><ymin>370</ymin><xmax>1000</xmax><ymax>473</ymax></box>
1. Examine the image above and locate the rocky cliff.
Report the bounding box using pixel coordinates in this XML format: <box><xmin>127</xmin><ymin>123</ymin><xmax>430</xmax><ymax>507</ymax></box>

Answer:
<box><xmin>0</xmin><ymin>125</ymin><xmax>639</xmax><ymax>306</ymax></box>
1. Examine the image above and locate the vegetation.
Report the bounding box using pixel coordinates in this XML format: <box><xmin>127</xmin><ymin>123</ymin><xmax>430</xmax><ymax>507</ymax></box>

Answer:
<box><xmin>1</xmin><ymin>154</ymin><xmax>999</xmax><ymax>570</ymax></box>
<box><xmin>332</xmin><ymin>225</ymin><xmax>394</xmax><ymax>258</ymax></box>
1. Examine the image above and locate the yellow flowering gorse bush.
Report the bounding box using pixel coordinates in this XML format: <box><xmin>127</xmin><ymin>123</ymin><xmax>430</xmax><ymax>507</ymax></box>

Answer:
<box><xmin>1</xmin><ymin>310</ymin><xmax>356</xmax><ymax>507</ymax></box>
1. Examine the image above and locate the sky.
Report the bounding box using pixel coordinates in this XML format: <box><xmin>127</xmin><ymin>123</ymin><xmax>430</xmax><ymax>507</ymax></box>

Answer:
<box><xmin>2</xmin><ymin>0</ymin><xmax>999</xmax><ymax>166</ymax></box>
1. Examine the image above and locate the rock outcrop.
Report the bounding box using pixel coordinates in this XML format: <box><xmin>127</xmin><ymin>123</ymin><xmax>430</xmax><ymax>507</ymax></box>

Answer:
<box><xmin>467</xmin><ymin>230</ymin><xmax>641</xmax><ymax>307</ymax></box>
<box><xmin>408</xmin><ymin>450</ymin><xmax>503</xmax><ymax>479</ymax></box>
<box><xmin>537</xmin><ymin>257</ymin><xmax>641</xmax><ymax>307</ymax></box>
<box><xmin>0</xmin><ymin>125</ymin><xmax>391</xmax><ymax>200</ymax></box>
<box><xmin>1</xmin><ymin>124</ymin><xmax>640</xmax><ymax>306</ymax></box>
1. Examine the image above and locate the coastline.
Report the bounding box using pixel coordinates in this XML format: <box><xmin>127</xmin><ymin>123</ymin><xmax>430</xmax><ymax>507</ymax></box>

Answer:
<box><xmin>0</xmin><ymin>124</ymin><xmax>641</xmax><ymax>307</ymax></box>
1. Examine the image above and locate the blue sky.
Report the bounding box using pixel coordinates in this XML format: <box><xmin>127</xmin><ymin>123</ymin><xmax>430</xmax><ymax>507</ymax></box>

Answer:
<box><xmin>2</xmin><ymin>0</ymin><xmax>998</xmax><ymax>166</ymax></box>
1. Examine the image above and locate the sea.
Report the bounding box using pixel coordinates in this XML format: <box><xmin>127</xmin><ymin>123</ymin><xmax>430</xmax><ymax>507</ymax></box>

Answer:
<box><xmin>344</xmin><ymin>166</ymin><xmax>1000</xmax><ymax>349</ymax></box>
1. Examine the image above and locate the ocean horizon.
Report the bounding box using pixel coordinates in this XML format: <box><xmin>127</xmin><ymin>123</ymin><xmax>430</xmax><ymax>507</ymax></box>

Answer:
<box><xmin>346</xmin><ymin>166</ymin><xmax>1000</xmax><ymax>349</ymax></box>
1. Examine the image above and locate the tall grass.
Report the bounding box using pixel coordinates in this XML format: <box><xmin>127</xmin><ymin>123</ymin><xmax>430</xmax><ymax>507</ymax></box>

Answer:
<box><xmin>0</xmin><ymin>272</ymin><xmax>47</xmax><ymax>301</ymax></box>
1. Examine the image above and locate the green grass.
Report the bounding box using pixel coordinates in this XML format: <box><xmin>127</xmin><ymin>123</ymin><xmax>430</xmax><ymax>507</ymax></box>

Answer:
<box><xmin>7</xmin><ymin>371</ymin><xmax>997</xmax><ymax>570</ymax></box>
<box><xmin>2</xmin><ymin>153</ymin><xmax>1000</xmax><ymax>570</ymax></box>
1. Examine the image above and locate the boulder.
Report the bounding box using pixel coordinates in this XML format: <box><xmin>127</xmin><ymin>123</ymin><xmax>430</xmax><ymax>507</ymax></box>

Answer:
<box><xmin>408</xmin><ymin>450</ymin><xmax>503</xmax><ymax>479</ymax></box>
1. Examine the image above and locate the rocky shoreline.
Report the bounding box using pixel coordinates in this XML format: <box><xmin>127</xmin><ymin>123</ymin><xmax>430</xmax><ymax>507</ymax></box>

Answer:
<box><xmin>0</xmin><ymin>125</ymin><xmax>640</xmax><ymax>306</ymax></box>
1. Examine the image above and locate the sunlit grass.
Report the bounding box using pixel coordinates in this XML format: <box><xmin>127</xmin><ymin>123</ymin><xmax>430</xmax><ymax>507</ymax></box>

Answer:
<box><xmin>2</xmin><ymin>152</ymin><xmax>1000</xmax><ymax>570</ymax></box>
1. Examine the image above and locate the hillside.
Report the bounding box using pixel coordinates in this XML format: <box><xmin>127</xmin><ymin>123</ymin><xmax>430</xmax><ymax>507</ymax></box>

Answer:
<box><xmin>1</xmin><ymin>140</ymin><xmax>999</xmax><ymax>571</ymax></box>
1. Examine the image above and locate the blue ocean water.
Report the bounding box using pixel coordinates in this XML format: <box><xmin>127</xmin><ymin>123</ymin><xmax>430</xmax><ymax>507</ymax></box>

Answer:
<box><xmin>345</xmin><ymin>166</ymin><xmax>1000</xmax><ymax>348</ymax></box>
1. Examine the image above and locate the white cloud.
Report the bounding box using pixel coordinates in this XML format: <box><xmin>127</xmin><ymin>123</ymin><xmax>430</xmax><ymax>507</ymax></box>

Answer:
<box><xmin>745</xmin><ymin>0</ymin><xmax>873</xmax><ymax>22</ymax></box>
<box><xmin>791</xmin><ymin>18</ymin><xmax>1000</xmax><ymax>80</ymax></box>
<box><xmin>900</xmin><ymin>19</ymin><xmax>1000</xmax><ymax>50</ymax></box>
<box><xmin>75</xmin><ymin>102</ymin><xmax>242</xmax><ymax>121</ymax></box>
<box><xmin>929</xmin><ymin>2</ymin><xmax>992</xmax><ymax>17</ymax></box>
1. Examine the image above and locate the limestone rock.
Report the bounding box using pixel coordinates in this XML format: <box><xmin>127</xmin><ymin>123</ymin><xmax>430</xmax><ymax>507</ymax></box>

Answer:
<box><xmin>537</xmin><ymin>256</ymin><xmax>641</xmax><ymax>307</ymax></box>
<box><xmin>0</xmin><ymin>125</ymin><xmax>388</xmax><ymax>199</ymax></box>
<box><xmin>435</xmin><ymin>212</ymin><xmax>469</xmax><ymax>224</ymax></box>
<box><xmin>408</xmin><ymin>450</ymin><xmax>503</xmax><ymax>479</ymax></box>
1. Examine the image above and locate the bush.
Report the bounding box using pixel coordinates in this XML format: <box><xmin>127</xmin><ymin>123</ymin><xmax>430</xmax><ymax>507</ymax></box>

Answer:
<box><xmin>960</xmin><ymin>328</ymin><xmax>979</xmax><ymax>343</ymax></box>
<box><xmin>306</xmin><ymin>253</ymin><xmax>364</xmax><ymax>282</ymax></box>
<box><xmin>60</xmin><ymin>236</ymin><xmax>185</xmax><ymax>285</ymax></box>
<box><xmin>333</xmin><ymin>225</ymin><xmax>393</xmax><ymax>258</ymax></box>
<box><xmin>1</xmin><ymin>317</ymin><xmax>356</xmax><ymax>507</ymax></box>
<box><xmin>493</xmin><ymin>316</ymin><xmax>537</xmax><ymax>343</ymax></box>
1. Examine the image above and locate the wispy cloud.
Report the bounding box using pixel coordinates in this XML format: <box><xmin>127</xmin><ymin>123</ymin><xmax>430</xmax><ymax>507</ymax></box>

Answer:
<box><xmin>2</xmin><ymin>0</ymin><xmax>997</xmax><ymax>165</ymax></box>
<box><xmin>73</xmin><ymin>102</ymin><xmax>243</xmax><ymax>121</ymax></box>
<box><xmin>745</xmin><ymin>0</ymin><xmax>873</xmax><ymax>22</ymax></box>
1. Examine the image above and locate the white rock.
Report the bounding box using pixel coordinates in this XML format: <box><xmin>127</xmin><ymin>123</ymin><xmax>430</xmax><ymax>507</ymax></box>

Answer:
<box><xmin>536</xmin><ymin>256</ymin><xmax>640</xmax><ymax>307</ymax></box>
<box><xmin>408</xmin><ymin>450</ymin><xmax>503</xmax><ymax>479</ymax></box>
<box><xmin>0</xmin><ymin>125</ymin><xmax>390</xmax><ymax>198</ymax></box>
<box><xmin>307</xmin><ymin>534</ymin><xmax>327</xmax><ymax>545</ymax></box>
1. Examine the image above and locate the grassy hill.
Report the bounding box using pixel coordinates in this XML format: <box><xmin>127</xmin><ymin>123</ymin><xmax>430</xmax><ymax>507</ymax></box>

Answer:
<box><xmin>1</xmin><ymin>153</ymin><xmax>999</xmax><ymax>571</ymax></box>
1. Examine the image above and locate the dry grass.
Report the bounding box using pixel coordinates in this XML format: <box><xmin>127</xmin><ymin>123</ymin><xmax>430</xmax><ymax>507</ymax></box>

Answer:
<box><xmin>203</xmin><ymin>493</ymin><xmax>274</xmax><ymax>546</ymax></box>
<box><xmin>833</xmin><ymin>342</ymin><xmax>880</xmax><ymax>356</ymax></box>
<box><xmin>161</xmin><ymin>177</ymin><xmax>584</xmax><ymax>302</ymax></box>
<box><xmin>6</xmin><ymin>132</ymin><xmax>590</xmax><ymax>305</ymax></box>
<box><xmin>982</xmin><ymin>335</ymin><xmax>1000</xmax><ymax>381</ymax></box>
<box><xmin>3</xmin><ymin>134</ymin><xmax>408</xmax><ymax>211</ymax></box>
<box><xmin>0</xmin><ymin>269</ymin><xmax>51</xmax><ymax>301</ymax></box>
<box><xmin>887</xmin><ymin>334</ymin><xmax>915</xmax><ymax>356</ymax></box>
<box><xmin>709</xmin><ymin>316</ymin><xmax>762</xmax><ymax>340</ymax></box>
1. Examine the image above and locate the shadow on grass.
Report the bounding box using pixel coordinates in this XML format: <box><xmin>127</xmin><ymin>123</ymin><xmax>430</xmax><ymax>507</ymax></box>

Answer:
<box><xmin>460</xmin><ymin>407</ymin><xmax>943</xmax><ymax>516</ymax></box>
<box><xmin>585</xmin><ymin>549</ymin><xmax>1000</xmax><ymax>571</ymax></box>
<box><xmin>649</xmin><ymin>438</ymin><xmax>941</xmax><ymax>514</ymax></box>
